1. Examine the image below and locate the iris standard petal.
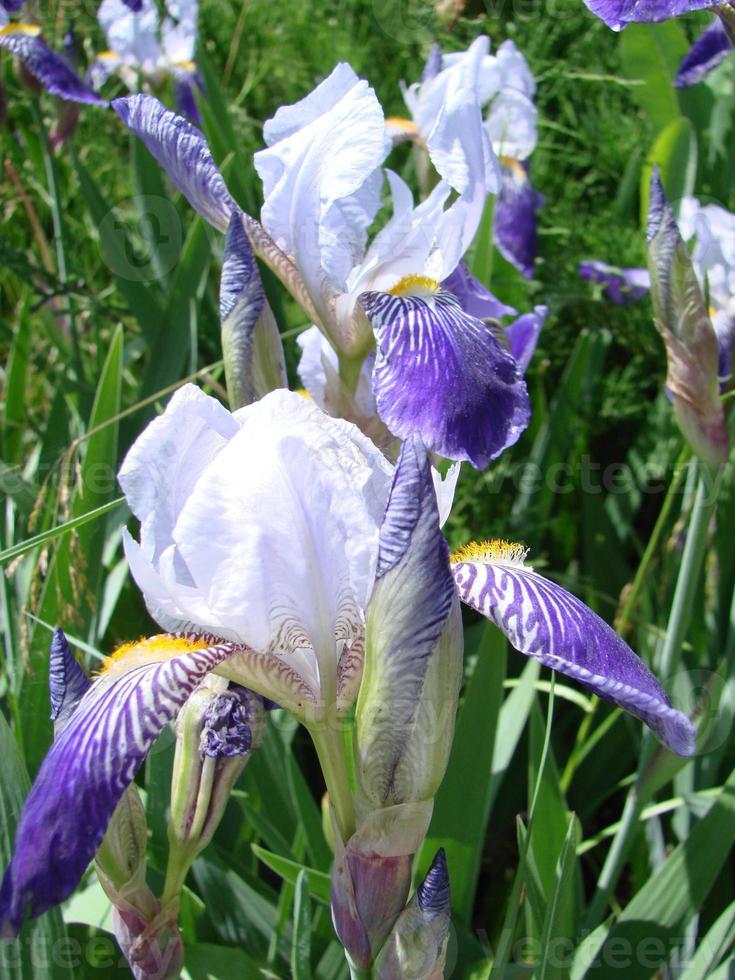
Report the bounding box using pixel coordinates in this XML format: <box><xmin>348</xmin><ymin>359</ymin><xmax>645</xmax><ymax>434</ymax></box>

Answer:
<box><xmin>0</xmin><ymin>26</ymin><xmax>108</xmax><ymax>105</ymax></box>
<box><xmin>361</xmin><ymin>287</ymin><xmax>530</xmax><ymax>468</ymax></box>
<box><xmin>49</xmin><ymin>628</ymin><xmax>90</xmax><ymax>731</ymax></box>
<box><xmin>494</xmin><ymin>162</ymin><xmax>543</xmax><ymax>279</ymax></box>
<box><xmin>579</xmin><ymin>260</ymin><xmax>651</xmax><ymax>305</ymax></box>
<box><xmin>676</xmin><ymin>19</ymin><xmax>732</xmax><ymax>87</ymax></box>
<box><xmin>98</xmin><ymin>0</ymin><xmax>161</xmax><ymax>69</ymax></box>
<box><xmin>0</xmin><ymin>637</ymin><xmax>237</xmax><ymax>936</ymax></box>
<box><xmin>485</xmin><ymin>90</ymin><xmax>537</xmax><ymax>161</ymax></box>
<box><xmin>583</xmin><ymin>0</ymin><xmax>715</xmax><ymax>30</ymax></box>
<box><xmin>452</xmin><ymin>543</ymin><xmax>696</xmax><ymax>755</ymax></box>
<box><xmin>441</xmin><ymin>261</ymin><xmax>517</xmax><ymax>320</ymax></box>
<box><xmin>113</xmin><ymin>94</ymin><xmax>235</xmax><ymax>232</ymax></box>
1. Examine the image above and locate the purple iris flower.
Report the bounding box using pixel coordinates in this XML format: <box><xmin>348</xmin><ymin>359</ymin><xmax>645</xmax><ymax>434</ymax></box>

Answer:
<box><xmin>676</xmin><ymin>19</ymin><xmax>732</xmax><ymax>87</ymax></box>
<box><xmin>494</xmin><ymin>161</ymin><xmax>544</xmax><ymax>279</ymax></box>
<box><xmin>584</xmin><ymin>0</ymin><xmax>716</xmax><ymax>30</ymax></box>
<box><xmin>579</xmin><ymin>259</ymin><xmax>651</xmax><ymax>305</ymax></box>
<box><xmin>0</xmin><ymin>26</ymin><xmax>108</xmax><ymax>105</ymax></box>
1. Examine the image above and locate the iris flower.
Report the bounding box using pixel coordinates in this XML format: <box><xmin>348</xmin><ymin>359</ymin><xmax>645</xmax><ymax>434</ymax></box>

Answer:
<box><xmin>0</xmin><ymin>11</ymin><xmax>107</xmax><ymax>106</ymax></box>
<box><xmin>112</xmin><ymin>61</ymin><xmax>534</xmax><ymax>468</ymax></box>
<box><xmin>0</xmin><ymin>384</ymin><xmax>695</xmax><ymax>940</ymax></box>
<box><xmin>92</xmin><ymin>0</ymin><xmax>202</xmax><ymax>122</ymax></box>
<box><xmin>388</xmin><ymin>36</ymin><xmax>543</xmax><ymax>278</ymax></box>
<box><xmin>676</xmin><ymin>18</ymin><xmax>732</xmax><ymax>87</ymax></box>
<box><xmin>583</xmin><ymin>0</ymin><xmax>717</xmax><ymax>30</ymax></box>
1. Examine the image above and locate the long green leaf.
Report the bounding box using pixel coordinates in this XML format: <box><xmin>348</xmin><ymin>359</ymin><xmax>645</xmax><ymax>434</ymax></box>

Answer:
<box><xmin>291</xmin><ymin>871</ymin><xmax>314</xmax><ymax>980</ymax></box>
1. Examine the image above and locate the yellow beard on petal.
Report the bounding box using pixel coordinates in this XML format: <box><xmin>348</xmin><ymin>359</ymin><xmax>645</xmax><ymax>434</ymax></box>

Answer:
<box><xmin>99</xmin><ymin>634</ymin><xmax>209</xmax><ymax>675</ymax></box>
<box><xmin>0</xmin><ymin>23</ymin><xmax>42</xmax><ymax>37</ymax></box>
<box><xmin>388</xmin><ymin>274</ymin><xmax>441</xmax><ymax>298</ymax></box>
<box><xmin>451</xmin><ymin>539</ymin><xmax>531</xmax><ymax>567</ymax></box>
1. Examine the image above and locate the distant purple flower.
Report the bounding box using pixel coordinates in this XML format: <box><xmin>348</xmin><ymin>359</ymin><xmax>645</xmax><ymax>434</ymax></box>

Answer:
<box><xmin>1</xmin><ymin>1</ymin><xmax>25</xmax><ymax>13</ymax></box>
<box><xmin>583</xmin><ymin>0</ymin><xmax>716</xmax><ymax>30</ymax></box>
<box><xmin>676</xmin><ymin>19</ymin><xmax>732</xmax><ymax>87</ymax></box>
<box><xmin>579</xmin><ymin>259</ymin><xmax>651</xmax><ymax>305</ymax></box>
<box><xmin>494</xmin><ymin>161</ymin><xmax>543</xmax><ymax>279</ymax></box>
<box><xmin>0</xmin><ymin>26</ymin><xmax>108</xmax><ymax>105</ymax></box>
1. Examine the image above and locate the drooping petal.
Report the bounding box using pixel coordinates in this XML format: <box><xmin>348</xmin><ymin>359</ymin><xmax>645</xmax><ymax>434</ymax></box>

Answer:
<box><xmin>494</xmin><ymin>161</ymin><xmax>543</xmax><ymax>279</ymax></box>
<box><xmin>505</xmin><ymin>305</ymin><xmax>546</xmax><ymax>374</ymax></box>
<box><xmin>452</xmin><ymin>543</ymin><xmax>696</xmax><ymax>755</ymax></box>
<box><xmin>0</xmin><ymin>26</ymin><xmax>108</xmax><ymax>105</ymax></box>
<box><xmin>0</xmin><ymin>637</ymin><xmax>237</xmax><ymax>936</ymax></box>
<box><xmin>49</xmin><ymin>628</ymin><xmax>90</xmax><ymax>731</ymax></box>
<box><xmin>441</xmin><ymin>260</ymin><xmax>517</xmax><ymax>320</ymax></box>
<box><xmin>357</xmin><ymin>435</ymin><xmax>462</xmax><ymax>808</ymax></box>
<box><xmin>361</xmin><ymin>286</ymin><xmax>531</xmax><ymax>468</ymax></box>
<box><xmin>173</xmin><ymin>66</ymin><xmax>203</xmax><ymax>124</ymax></box>
<box><xmin>220</xmin><ymin>211</ymin><xmax>286</xmax><ymax>409</ymax></box>
<box><xmin>647</xmin><ymin>170</ymin><xmax>729</xmax><ymax>467</ymax></box>
<box><xmin>113</xmin><ymin>93</ymin><xmax>235</xmax><ymax>232</ymax></box>
<box><xmin>579</xmin><ymin>259</ymin><xmax>651</xmax><ymax>305</ymax></box>
<box><xmin>583</xmin><ymin>0</ymin><xmax>715</xmax><ymax>30</ymax></box>
<box><xmin>676</xmin><ymin>19</ymin><xmax>732</xmax><ymax>87</ymax></box>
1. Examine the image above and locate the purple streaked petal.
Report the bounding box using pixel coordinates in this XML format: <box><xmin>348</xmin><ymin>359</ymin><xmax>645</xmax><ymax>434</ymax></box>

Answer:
<box><xmin>199</xmin><ymin>686</ymin><xmax>262</xmax><ymax>759</ymax></box>
<box><xmin>676</xmin><ymin>19</ymin><xmax>732</xmax><ymax>87</ymax></box>
<box><xmin>441</xmin><ymin>261</ymin><xmax>517</xmax><ymax>320</ymax></box>
<box><xmin>579</xmin><ymin>259</ymin><xmax>651</xmax><ymax>305</ymax></box>
<box><xmin>112</xmin><ymin>93</ymin><xmax>235</xmax><ymax>233</ymax></box>
<box><xmin>583</xmin><ymin>0</ymin><xmax>715</xmax><ymax>30</ymax></box>
<box><xmin>713</xmin><ymin>307</ymin><xmax>735</xmax><ymax>382</ymax></box>
<box><xmin>0</xmin><ymin>27</ymin><xmax>108</xmax><ymax>105</ymax></box>
<box><xmin>49</xmin><ymin>628</ymin><xmax>90</xmax><ymax>731</ymax></box>
<box><xmin>452</xmin><ymin>554</ymin><xmax>696</xmax><ymax>755</ymax></box>
<box><xmin>494</xmin><ymin>163</ymin><xmax>543</xmax><ymax>279</ymax></box>
<box><xmin>361</xmin><ymin>288</ymin><xmax>531</xmax><ymax>468</ymax></box>
<box><xmin>0</xmin><ymin>638</ymin><xmax>236</xmax><ymax>936</ymax></box>
<box><xmin>505</xmin><ymin>304</ymin><xmax>546</xmax><ymax>374</ymax></box>
<box><xmin>220</xmin><ymin>212</ymin><xmax>286</xmax><ymax>408</ymax></box>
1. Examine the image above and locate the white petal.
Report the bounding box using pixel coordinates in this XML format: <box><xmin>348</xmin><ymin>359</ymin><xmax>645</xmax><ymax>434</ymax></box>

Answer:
<box><xmin>485</xmin><ymin>90</ymin><xmax>537</xmax><ymax>161</ymax></box>
<box><xmin>161</xmin><ymin>0</ymin><xmax>198</xmax><ymax>65</ymax></box>
<box><xmin>98</xmin><ymin>0</ymin><xmax>162</xmax><ymax>71</ymax></box>
<box><xmin>495</xmin><ymin>39</ymin><xmax>535</xmax><ymax>98</ymax></box>
<box><xmin>432</xmin><ymin>462</ymin><xmax>461</xmax><ymax>528</ymax></box>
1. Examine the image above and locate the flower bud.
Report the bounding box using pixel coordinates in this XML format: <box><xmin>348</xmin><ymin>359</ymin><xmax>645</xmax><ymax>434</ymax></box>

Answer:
<box><xmin>647</xmin><ymin>170</ymin><xmax>729</xmax><ymax>468</ymax></box>
<box><xmin>376</xmin><ymin>849</ymin><xmax>451</xmax><ymax>980</ymax></box>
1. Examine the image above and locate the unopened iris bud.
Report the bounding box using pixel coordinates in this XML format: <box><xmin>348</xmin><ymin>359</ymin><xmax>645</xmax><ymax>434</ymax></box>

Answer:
<box><xmin>331</xmin><ymin>436</ymin><xmax>462</xmax><ymax>970</ymax></box>
<box><xmin>647</xmin><ymin>170</ymin><xmax>729</xmax><ymax>469</ymax></box>
<box><xmin>164</xmin><ymin>679</ymin><xmax>266</xmax><ymax>903</ymax></box>
<box><xmin>376</xmin><ymin>849</ymin><xmax>451</xmax><ymax>980</ymax></box>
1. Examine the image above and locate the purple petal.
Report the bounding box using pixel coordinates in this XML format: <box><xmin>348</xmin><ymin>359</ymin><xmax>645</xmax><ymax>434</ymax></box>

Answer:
<box><xmin>1</xmin><ymin>1</ymin><xmax>25</xmax><ymax>12</ymax></box>
<box><xmin>579</xmin><ymin>259</ymin><xmax>651</xmax><ymax>305</ymax></box>
<box><xmin>416</xmin><ymin>847</ymin><xmax>450</xmax><ymax>919</ymax></box>
<box><xmin>361</xmin><ymin>288</ymin><xmax>531</xmax><ymax>468</ymax></box>
<box><xmin>122</xmin><ymin>0</ymin><xmax>144</xmax><ymax>10</ymax></box>
<box><xmin>421</xmin><ymin>42</ymin><xmax>442</xmax><ymax>84</ymax></box>
<box><xmin>112</xmin><ymin>94</ymin><xmax>235</xmax><ymax>233</ymax></box>
<box><xmin>583</xmin><ymin>0</ymin><xmax>715</xmax><ymax>30</ymax></box>
<box><xmin>200</xmin><ymin>686</ymin><xmax>262</xmax><ymax>759</ymax></box>
<box><xmin>713</xmin><ymin>308</ymin><xmax>735</xmax><ymax>383</ymax></box>
<box><xmin>494</xmin><ymin>163</ymin><xmax>543</xmax><ymax>279</ymax></box>
<box><xmin>173</xmin><ymin>66</ymin><xmax>204</xmax><ymax>125</ymax></box>
<box><xmin>452</xmin><ymin>548</ymin><xmax>696</xmax><ymax>755</ymax></box>
<box><xmin>441</xmin><ymin>261</ymin><xmax>517</xmax><ymax>320</ymax></box>
<box><xmin>0</xmin><ymin>638</ymin><xmax>237</xmax><ymax>936</ymax></box>
<box><xmin>0</xmin><ymin>27</ymin><xmax>108</xmax><ymax>105</ymax></box>
<box><xmin>48</xmin><ymin>628</ymin><xmax>90</xmax><ymax>731</ymax></box>
<box><xmin>676</xmin><ymin>19</ymin><xmax>732</xmax><ymax>87</ymax></box>
<box><xmin>505</xmin><ymin>305</ymin><xmax>546</xmax><ymax>374</ymax></box>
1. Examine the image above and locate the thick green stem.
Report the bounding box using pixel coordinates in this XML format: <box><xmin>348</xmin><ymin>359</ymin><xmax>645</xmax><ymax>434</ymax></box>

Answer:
<box><xmin>338</xmin><ymin>351</ymin><xmax>367</xmax><ymax>398</ymax></box>
<box><xmin>348</xmin><ymin>965</ymin><xmax>372</xmax><ymax>980</ymax></box>
<box><xmin>585</xmin><ymin>462</ymin><xmax>720</xmax><ymax>929</ymax></box>
<box><xmin>308</xmin><ymin>721</ymin><xmax>356</xmax><ymax>843</ymax></box>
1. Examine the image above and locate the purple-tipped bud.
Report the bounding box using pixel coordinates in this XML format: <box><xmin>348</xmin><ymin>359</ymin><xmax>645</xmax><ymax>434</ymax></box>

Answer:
<box><xmin>647</xmin><ymin>170</ymin><xmax>729</xmax><ymax>468</ymax></box>
<box><xmin>375</xmin><ymin>849</ymin><xmax>452</xmax><ymax>980</ymax></box>
<box><xmin>49</xmin><ymin>627</ymin><xmax>90</xmax><ymax>731</ymax></box>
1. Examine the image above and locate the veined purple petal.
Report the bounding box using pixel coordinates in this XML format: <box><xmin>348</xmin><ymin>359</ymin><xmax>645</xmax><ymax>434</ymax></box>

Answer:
<box><xmin>452</xmin><ymin>547</ymin><xmax>696</xmax><ymax>755</ymax></box>
<box><xmin>676</xmin><ymin>19</ymin><xmax>732</xmax><ymax>87</ymax></box>
<box><xmin>494</xmin><ymin>162</ymin><xmax>543</xmax><ymax>279</ymax></box>
<box><xmin>579</xmin><ymin>259</ymin><xmax>651</xmax><ymax>305</ymax></box>
<box><xmin>361</xmin><ymin>287</ymin><xmax>530</xmax><ymax>468</ymax></box>
<box><xmin>583</xmin><ymin>0</ymin><xmax>715</xmax><ymax>30</ymax></box>
<box><xmin>49</xmin><ymin>628</ymin><xmax>90</xmax><ymax>731</ymax></box>
<box><xmin>112</xmin><ymin>93</ymin><xmax>235</xmax><ymax>232</ymax></box>
<box><xmin>199</xmin><ymin>686</ymin><xmax>262</xmax><ymax>759</ymax></box>
<box><xmin>505</xmin><ymin>305</ymin><xmax>546</xmax><ymax>374</ymax></box>
<box><xmin>0</xmin><ymin>27</ymin><xmax>108</xmax><ymax>105</ymax></box>
<box><xmin>441</xmin><ymin>261</ymin><xmax>517</xmax><ymax>320</ymax></box>
<box><xmin>173</xmin><ymin>66</ymin><xmax>203</xmax><ymax>125</ymax></box>
<box><xmin>0</xmin><ymin>637</ymin><xmax>237</xmax><ymax>936</ymax></box>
